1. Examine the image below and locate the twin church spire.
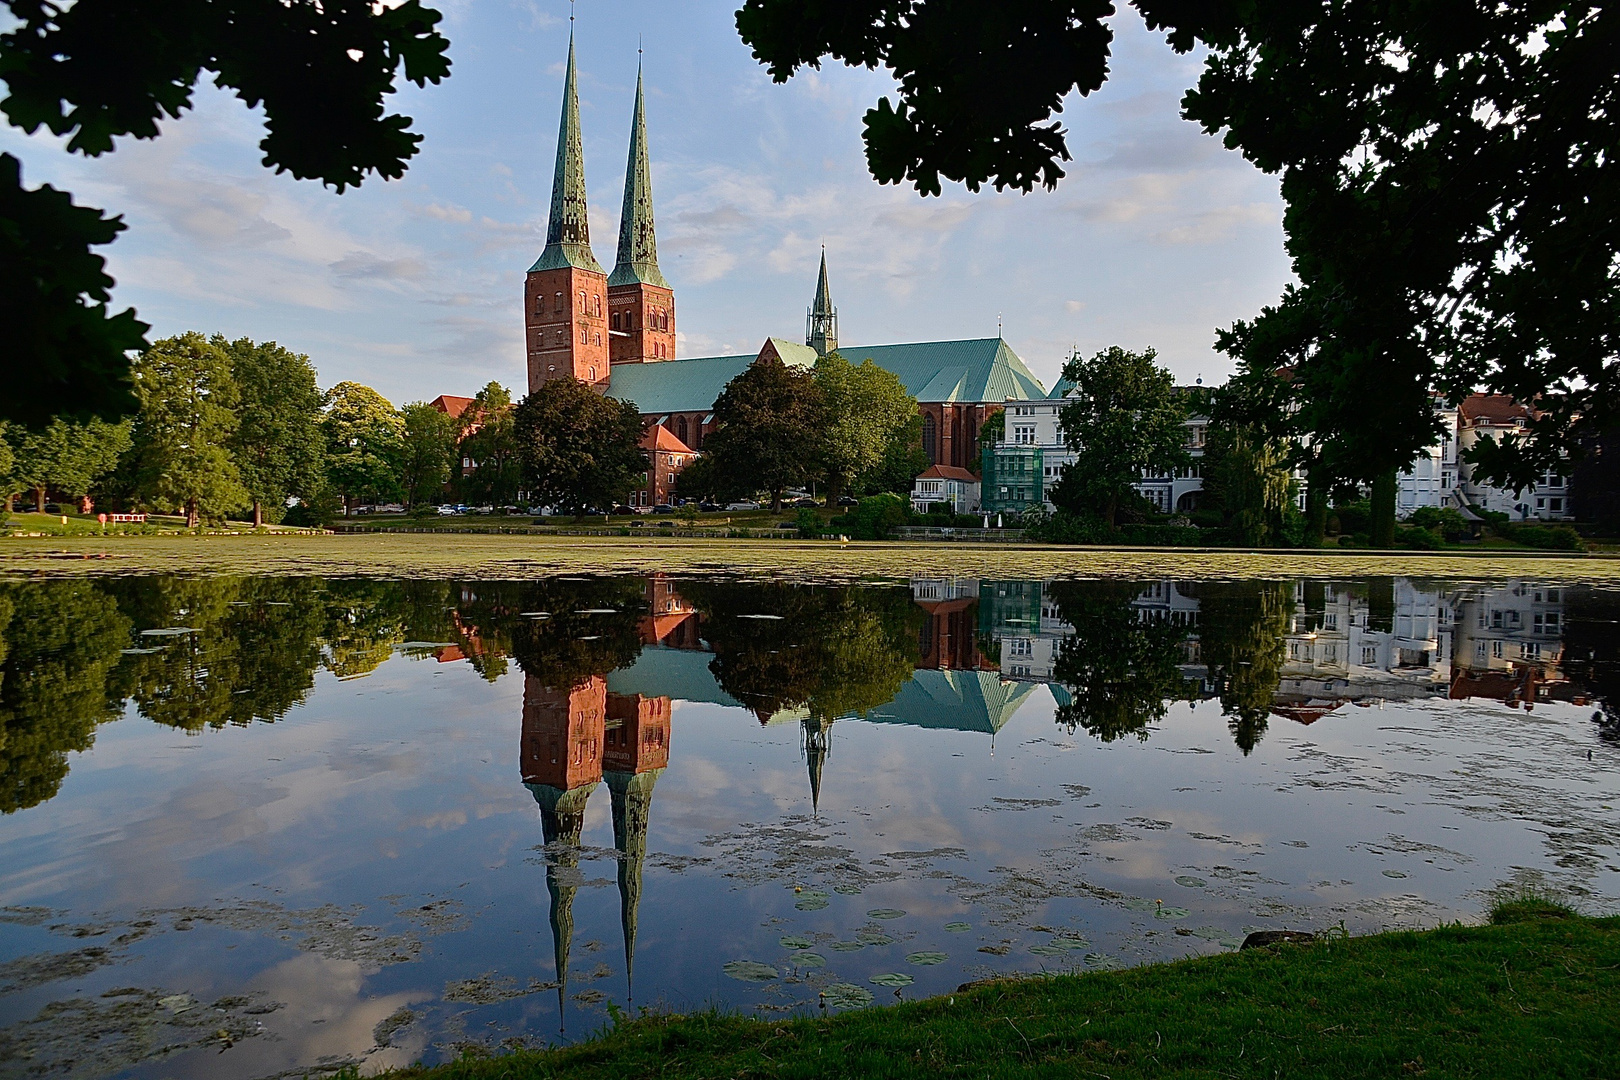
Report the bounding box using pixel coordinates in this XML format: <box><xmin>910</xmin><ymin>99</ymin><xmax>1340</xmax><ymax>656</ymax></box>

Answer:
<box><xmin>530</xmin><ymin>36</ymin><xmax>665</xmax><ymax>289</ymax></box>
<box><xmin>526</xmin><ymin>34</ymin><xmax>674</xmax><ymax>392</ymax></box>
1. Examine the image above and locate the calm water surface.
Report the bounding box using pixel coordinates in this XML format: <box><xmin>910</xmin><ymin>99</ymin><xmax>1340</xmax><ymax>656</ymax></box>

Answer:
<box><xmin>0</xmin><ymin>573</ymin><xmax>1617</xmax><ymax>1078</ymax></box>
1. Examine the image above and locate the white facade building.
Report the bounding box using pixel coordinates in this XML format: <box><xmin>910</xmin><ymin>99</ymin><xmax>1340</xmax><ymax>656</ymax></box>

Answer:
<box><xmin>1395</xmin><ymin>399</ymin><xmax>1461</xmax><ymax>519</ymax></box>
<box><xmin>1456</xmin><ymin>394</ymin><xmax>1573</xmax><ymax>521</ymax></box>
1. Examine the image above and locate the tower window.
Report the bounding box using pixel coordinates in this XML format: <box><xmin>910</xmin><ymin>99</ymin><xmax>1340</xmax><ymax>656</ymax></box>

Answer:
<box><xmin>554</xmin><ymin>291</ymin><xmax>562</xmax><ymax>312</ymax></box>
<box><xmin>581</xmin><ymin>326</ymin><xmax>587</xmax><ymax>345</ymax></box>
<box><xmin>579</xmin><ymin>290</ymin><xmax>586</xmax><ymax>309</ymax></box>
<box><xmin>612</xmin><ymin>312</ymin><xmax>620</xmax><ymax>329</ymax></box>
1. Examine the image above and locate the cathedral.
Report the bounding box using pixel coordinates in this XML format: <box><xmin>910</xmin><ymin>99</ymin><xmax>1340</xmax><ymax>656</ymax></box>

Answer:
<box><xmin>523</xmin><ymin>36</ymin><xmax>1052</xmax><ymax>471</ymax></box>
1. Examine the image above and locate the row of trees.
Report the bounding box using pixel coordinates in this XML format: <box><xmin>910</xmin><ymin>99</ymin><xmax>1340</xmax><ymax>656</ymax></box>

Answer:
<box><xmin>0</xmin><ymin>333</ymin><xmax>525</xmax><ymax>526</ymax></box>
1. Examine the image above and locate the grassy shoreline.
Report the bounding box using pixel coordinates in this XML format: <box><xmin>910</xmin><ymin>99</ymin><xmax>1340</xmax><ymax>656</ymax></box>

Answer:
<box><xmin>380</xmin><ymin>901</ymin><xmax>1617</xmax><ymax>1079</ymax></box>
<box><xmin>2</xmin><ymin>532</ymin><xmax>1617</xmax><ymax>582</ymax></box>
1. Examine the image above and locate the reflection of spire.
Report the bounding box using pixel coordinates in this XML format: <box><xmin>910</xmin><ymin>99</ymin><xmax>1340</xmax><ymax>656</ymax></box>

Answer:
<box><xmin>605</xmin><ymin>768</ymin><xmax>661</xmax><ymax>999</ymax></box>
<box><xmin>527</xmin><ymin>780</ymin><xmax>595</xmax><ymax>1030</ymax></box>
<box><xmin>802</xmin><ymin>716</ymin><xmax>832</xmax><ymax>814</ymax></box>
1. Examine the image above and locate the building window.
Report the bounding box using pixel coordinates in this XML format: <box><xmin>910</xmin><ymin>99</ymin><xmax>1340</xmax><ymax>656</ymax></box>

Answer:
<box><xmin>589</xmin><ymin>366</ymin><xmax>596</xmax><ymax>381</ymax></box>
<box><xmin>676</xmin><ymin>416</ymin><xmax>688</xmax><ymax>443</ymax></box>
<box><xmin>922</xmin><ymin>414</ymin><xmax>938</xmax><ymax>462</ymax></box>
<box><xmin>579</xmin><ymin>290</ymin><xmax>586</xmax><ymax>309</ymax></box>
<box><xmin>1550</xmin><ymin>498</ymin><xmax>1563</xmax><ymax>512</ymax></box>
<box><xmin>612</xmin><ymin>312</ymin><xmax>620</xmax><ymax>329</ymax></box>
<box><xmin>554</xmin><ymin>291</ymin><xmax>563</xmax><ymax>312</ymax></box>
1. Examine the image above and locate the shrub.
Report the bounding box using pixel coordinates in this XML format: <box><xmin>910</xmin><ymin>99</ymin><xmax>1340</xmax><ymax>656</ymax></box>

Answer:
<box><xmin>1407</xmin><ymin>505</ymin><xmax>1468</xmax><ymax>542</ymax></box>
<box><xmin>794</xmin><ymin>506</ymin><xmax>821</xmax><ymax>538</ymax></box>
<box><xmin>1497</xmin><ymin>522</ymin><xmax>1586</xmax><ymax>551</ymax></box>
<box><xmin>830</xmin><ymin>493</ymin><xmax>912</xmax><ymax>539</ymax></box>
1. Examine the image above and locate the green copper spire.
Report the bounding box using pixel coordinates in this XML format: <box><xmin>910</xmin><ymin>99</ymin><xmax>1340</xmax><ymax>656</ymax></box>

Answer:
<box><xmin>806</xmin><ymin>247</ymin><xmax>838</xmax><ymax>355</ymax></box>
<box><xmin>608</xmin><ymin>65</ymin><xmax>668</xmax><ymax>288</ymax></box>
<box><xmin>531</xmin><ymin>34</ymin><xmax>603</xmax><ymax>274</ymax></box>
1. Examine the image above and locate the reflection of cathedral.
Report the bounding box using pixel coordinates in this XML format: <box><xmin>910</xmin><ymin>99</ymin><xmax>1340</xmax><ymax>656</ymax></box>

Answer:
<box><xmin>520</xmin><ymin>671</ymin><xmax>672</xmax><ymax>1018</ymax></box>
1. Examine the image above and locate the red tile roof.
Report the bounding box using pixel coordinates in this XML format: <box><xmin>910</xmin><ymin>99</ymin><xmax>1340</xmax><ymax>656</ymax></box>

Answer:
<box><xmin>431</xmin><ymin>395</ymin><xmax>476</xmax><ymax>419</ymax></box>
<box><xmin>640</xmin><ymin>424</ymin><xmax>694</xmax><ymax>454</ymax></box>
<box><xmin>916</xmin><ymin>464</ymin><xmax>978</xmax><ymax>482</ymax></box>
<box><xmin>1459</xmin><ymin>392</ymin><xmax>1533</xmax><ymax>427</ymax></box>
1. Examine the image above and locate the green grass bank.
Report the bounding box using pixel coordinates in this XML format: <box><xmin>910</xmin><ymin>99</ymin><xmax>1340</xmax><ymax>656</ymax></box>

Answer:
<box><xmin>379</xmin><ymin>901</ymin><xmax>1617</xmax><ymax>1080</ymax></box>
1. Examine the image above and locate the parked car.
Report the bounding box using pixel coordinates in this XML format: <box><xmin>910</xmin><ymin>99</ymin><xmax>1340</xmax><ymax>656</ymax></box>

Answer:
<box><xmin>375</xmin><ymin>503</ymin><xmax>405</xmax><ymax>514</ymax></box>
<box><xmin>698</xmin><ymin>501</ymin><xmax>721</xmax><ymax>512</ymax></box>
<box><xmin>652</xmin><ymin>504</ymin><xmax>675</xmax><ymax>514</ymax></box>
<box><xmin>611</xmin><ymin>504</ymin><xmax>633</xmax><ymax>515</ymax></box>
<box><xmin>436</xmin><ymin>505</ymin><xmax>460</xmax><ymax>515</ymax></box>
<box><xmin>791</xmin><ymin>497</ymin><xmax>819</xmax><ymax>508</ymax></box>
<box><xmin>726</xmin><ymin>501</ymin><xmax>762</xmax><ymax>511</ymax></box>
<box><xmin>837</xmin><ymin>495</ymin><xmax>859</xmax><ymax>506</ymax></box>
<box><xmin>474</xmin><ymin>505</ymin><xmax>495</xmax><ymax>515</ymax></box>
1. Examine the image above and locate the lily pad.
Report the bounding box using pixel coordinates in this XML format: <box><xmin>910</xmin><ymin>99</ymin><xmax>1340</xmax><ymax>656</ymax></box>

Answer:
<box><xmin>779</xmin><ymin>935</ymin><xmax>814</xmax><ymax>950</ymax></box>
<box><xmin>906</xmin><ymin>951</ymin><xmax>948</xmax><ymax>965</ymax></box>
<box><xmin>1174</xmin><ymin>876</ymin><xmax>1208</xmax><ymax>888</ymax></box>
<box><xmin>1084</xmin><ymin>953</ymin><xmax>1125</xmax><ymax>970</ymax></box>
<box><xmin>829</xmin><ymin>940</ymin><xmax>865</xmax><ymax>952</ymax></box>
<box><xmin>1381</xmin><ymin>869</ymin><xmax>1408</xmax><ymax>878</ymax></box>
<box><xmin>833</xmin><ymin>885</ymin><xmax>863</xmax><ymax>895</ymax></box>
<box><xmin>1154</xmin><ymin>906</ymin><xmax>1191</xmax><ymax>920</ymax></box>
<box><xmin>869</xmin><ymin>972</ymin><xmax>914</xmax><ymax>988</ymax></box>
<box><xmin>1029</xmin><ymin>944</ymin><xmax>1070</xmax><ymax>957</ymax></box>
<box><xmin>1050</xmin><ymin>935</ymin><xmax>1089</xmax><ymax>951</ymax></box>
<box><xmin>794</xmin><ymin>952</ymin><xmax>827</xmax><ymax>968</ymax></box>
<box><xmin>867</xmin><ymin>908</ymin><xmax>906</xmax><ymax>920</ymax></box>
<box><xmin>1123</xmin><ymin>898</ymin><xmax>1158</xmax><ymax>912</ymax></box>
<box><xmin>855</xmin><ymin>930</ymin><xmax>894</xmax><ymax>946</ymax></box>
<box><xmin>821</xmin><ymin>983</ymin><xmax>873</xmax><ymax>1009</ymax></box>
<box><xmin>795</xmin><ymin>896</ymin><xmax>830</xmax><ymax>911</ymax></box>
<box><xmin>944</xmin><ymin>922</ymin><xmax>972</xmax><ymax>933</ymax></box>
<box><xmin>721</xmin><ymin>960</ymin><xmax>778</xmax><ymax>983</ymax></box>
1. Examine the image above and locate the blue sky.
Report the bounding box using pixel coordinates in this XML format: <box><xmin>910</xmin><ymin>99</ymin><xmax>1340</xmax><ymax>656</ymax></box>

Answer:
<box><xmin>3</xmin><ymin>1</ymin><xmax>1292</xmax><ymax>405</ymax></box>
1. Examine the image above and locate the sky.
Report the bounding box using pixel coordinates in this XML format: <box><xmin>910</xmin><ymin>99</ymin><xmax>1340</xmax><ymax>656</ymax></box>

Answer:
<box><xmin>3</xmin><ymin>1</ymin><xmax>1294</xmax><ymax>404</ymax></box>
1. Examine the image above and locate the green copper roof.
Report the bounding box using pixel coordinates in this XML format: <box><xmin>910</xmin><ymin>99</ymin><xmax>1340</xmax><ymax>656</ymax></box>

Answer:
<box><xmin>605</xmin><ymin>336</ymin><xmax>1047</xmax><ymax>415</ymax></box>
<box><xmin>531</xmin><ymin>36</ymin><xmax>604</xmax><ymax>275</ymax></box>
<box><xmin>608</xmin><ymin>67</ymin><xmax>667</xmax><ymax>289</ymax></box>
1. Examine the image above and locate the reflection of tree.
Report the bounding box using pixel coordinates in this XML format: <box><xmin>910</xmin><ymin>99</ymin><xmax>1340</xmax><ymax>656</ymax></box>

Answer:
<box><xmin>505</xmin><ymin>578</ymin><xmax>648</xmax><ymax>688</ymax></box>
<box><xmin>111</xmin><ymin>577</ymin><xmax>329</xmax><ymax>731</ymax></box>
<box><xmin>321</xmin><ymin>580</ymin><xmax>409</xmax><ymax>678</ymax></box>
<box><xmin>1561</xmin><ymin>588</ymin><xmax>1620</xmax><ymax>743</ymax></box>
<box><xmin>681</xmin><ymin>582</ymin><xmax>920</xmax><ymax>721</ymax></box>
<box><xmin>0</xmin><ymin>583</ymin><xmax>129</xmax><ymax>812</ymax></box>
<box><xmin>1193</xmin><ymin>581</ymin><xmax>1293</xmax><ymax>754</ymax></box>
<box><xmin>1048</xmin><ymin>581</ymin><xmax>1193</xmax><ymax>742</ymax></box>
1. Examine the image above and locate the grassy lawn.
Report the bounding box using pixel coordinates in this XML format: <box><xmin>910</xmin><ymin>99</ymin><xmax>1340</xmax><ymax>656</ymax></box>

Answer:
<box><xmin>0</xmin><ymin>531</ymin><xmax>1615</xmax><ymax>582</ymax></box>
<box><xmin>376</xmin><ymin>900</ymin><xmax>1617</xmax><ymax>1080</ymax></box>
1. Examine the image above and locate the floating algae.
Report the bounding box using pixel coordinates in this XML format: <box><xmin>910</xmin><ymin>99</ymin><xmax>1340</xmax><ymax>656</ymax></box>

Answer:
<box><xmin>905</xmin><ymin>951</ymin><xmax>948</xmax><ymax>965</ymax></box>
<box><xmin>1084</xmin><ymin>953</ymin><xmax>1125</xmax><ymax>970</ymax></box>
<box><xmin>0</xmin><ymin>947</ymin><xmax>118</xmax><ymax>994</ymax></box>
<box><xmin>443</xmin><ymin>973</ymin><xmax>559</xmax><ymax>1005</ymax></box>
<box><xmin>869</xmin><ymin>972</ymin><xmax>914</xmax><ymax>988</ymax></box>
<box><xmin>373</xmin><ymin>1007</ymin><xmax>416</xmax><ymax>1048</ymax></box>
<box><xmin>866</xmin><ymin>908</ymin><xmax>905</xmax><ymax>920</ymax></box>
<box><xmin>721</xmin><ymin>960</ymin><xmax>779</xmax><ymax>982</ymax></box>
<box><xmin>1382</xmin><ymin>869</ymin><xmax>1409</xmax><ymax>878</ymax></box>
<box><xmin>821</xmin><ymin>983</ymin><xmax>873</xmax><ymax>1009</ymax></box>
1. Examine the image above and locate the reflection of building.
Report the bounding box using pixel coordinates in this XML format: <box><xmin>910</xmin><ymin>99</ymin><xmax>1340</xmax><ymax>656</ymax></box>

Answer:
<box><xmin>911</xmin><ymin>578</ymin><xmax>996</xmax><ymax>672</ymax></box>
<box><xmin>520</xmin><ymin>671</ymin><xmax>672</xmax><ymax>1017</ymax></box>
<box><xmin>1451</xmin><ymin>584</ymin><xmax>1567</xmax><ymax>705</ymax></box>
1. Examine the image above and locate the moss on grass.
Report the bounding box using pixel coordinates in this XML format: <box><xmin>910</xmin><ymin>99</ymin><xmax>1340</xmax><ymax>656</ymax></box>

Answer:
<box><xmin>378</xmin><ymin>906</ymin><xmax>1618</xmax><ymax>1079</ymax></box>
<box><xmin>1</xmin><ymin>532</ymin><xmax>1616</xmax><ymax>583</ymax></box>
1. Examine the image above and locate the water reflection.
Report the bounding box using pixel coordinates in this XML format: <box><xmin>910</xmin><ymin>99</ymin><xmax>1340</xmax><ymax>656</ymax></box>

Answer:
<box><xmin>0</xmin><ymin>574</ymin><xmax>1612</xmax><ymax>820</ymax></box>
<box><xmin>0</xmin><ymin>571</ymin><xmax>1617</xmax><ymax>1076</ymax></box>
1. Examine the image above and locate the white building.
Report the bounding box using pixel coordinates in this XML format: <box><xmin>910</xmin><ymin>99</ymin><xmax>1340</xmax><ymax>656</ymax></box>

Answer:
<box><xmin>1396</xmin><ymin>398</ymin><xmax>1461</xmax><ymax>519</ymax></box>
<box><xmin>1456</xmin><ymin>394</ymin><xmax>1572</xmax><ymax>521</ymax></box>
<box><xmin>911</xmin><ymin>465</ymin><xmax>981</xmax><ymax>514</ymax></box>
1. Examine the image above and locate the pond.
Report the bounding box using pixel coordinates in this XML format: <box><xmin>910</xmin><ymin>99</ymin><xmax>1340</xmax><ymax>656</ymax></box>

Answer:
<box><xmin>0</xmin><ymin>572</ymin><xmax>1616</xmax><ymax>1078</ymax></box>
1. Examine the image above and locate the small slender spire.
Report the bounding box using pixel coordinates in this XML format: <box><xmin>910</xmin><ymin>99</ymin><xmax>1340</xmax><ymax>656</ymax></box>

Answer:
<box><xmin>531</xmin><ymin>31</ymin><xmax>603</xmax><ymax>274</ymax></box>
<box><xmin>806</xmin><ymin>248</ymin><xmax>838</xmax><ymax>356</ymax></box>
<box><xmin>608</xmin><ymin>60</ymin><xmax>668</xmax><ymax>288</ymax></box>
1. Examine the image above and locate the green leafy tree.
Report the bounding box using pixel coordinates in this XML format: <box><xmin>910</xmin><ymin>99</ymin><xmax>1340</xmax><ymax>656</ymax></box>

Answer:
<box><xmin>398</xmin><ymin>401</ymin><xmax>459</xmax><ymax>508</ymax></box>
<box><xmin>813</xmin><ymin>352</ymin><xmax>917</xmax><ymax>504</ymax></box>
<box><xmin>1052</xmin><ymin>346</ymin><xmax>1189</xmax><ymax>529</ymax></box>
<box><xmin>1201</xmin><ymin>424</ymin><xmax>1296</xmax><ymax>546</ymax></box>
<box><xmin>220</xmin><ymin>337</ymin><xmax>324</xmax><ymax>527</ymax></box>
<box><xmin>457</xmin><ymin>382</ymin><xmax>522</xmax><ymax>506</ymax></box>
<box><xmin>0</xmin><ymin>422</ymin><xmax>14</xmax><ymax>516</ymax></box>
<box><xmin>322</xmin><ymin>381</ymin><xmax>403</xmax><ymax>511</ymax></box>
<box><xmin>734</xmin><ymin>0</ymin><xmax>1618</xmax><ymax>508</ymax></box>
<box><xmin>513</xmin><ymin>377</ymin><xmax>646</xmax><ymax>517</ymax></box>
<box><xmin>0</xmin><ymin>1</ymin><xmax>451</xmax><ymax>428</ymax></box>
<box><xmin>4</xmin><ymin>416</ymin><xmax>130</xmax><ymax>513</ymax></box>
<box><xmin>130</xmin><ymin>333</ymin><xmax>246</xmax><ymax>527</ymax></box>
<box><xmin>1047</xmin><ymin>579</ymin><xmax>1193</xmax><ymax>742</ymax></box>
<box><xmin>704</xmin><ymin>357</ymin><xmax>823</xmax><ymax>510</ymax></box>
<box><xmin>0</xmin><ymin>581</ymin><xmax>130</xmax><ymax>813</ymax></box>
<box><xmin>861</xmin><ymin>413</ymin><xmax>930</xmax><ymax>495</ymax></box>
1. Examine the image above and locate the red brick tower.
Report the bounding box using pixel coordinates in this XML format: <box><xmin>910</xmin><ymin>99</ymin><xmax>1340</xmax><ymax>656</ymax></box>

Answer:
<box><xmin>526</xmin><ymin>34</ymin><xmax>610</xmax><ymax>393</ymax></box>
<box><xmin>607</xmin><ymin>63</ymin><xmax>676</xmax><ymax>365</ymax></box>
